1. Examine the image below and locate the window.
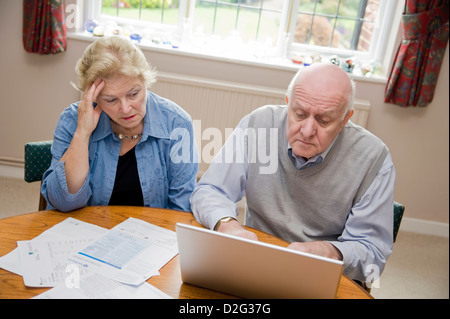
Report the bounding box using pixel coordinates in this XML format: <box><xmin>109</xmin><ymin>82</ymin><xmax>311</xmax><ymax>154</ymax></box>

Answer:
<box><xmin>82</xmin><ymin>0</ymin><xmax>399</xmax><ymax>76</ymax></box>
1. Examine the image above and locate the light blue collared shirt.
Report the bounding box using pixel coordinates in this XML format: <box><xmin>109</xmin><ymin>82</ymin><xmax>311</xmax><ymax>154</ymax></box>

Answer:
<box><xmin>287</xmin><ymin>136</ymin><xmax>335</xmax><ymax>170</ymax></box>
<box><xmin>42</xmin><ymin>91</ymin><xmax>198</xmax><ymax>212</ymax></box>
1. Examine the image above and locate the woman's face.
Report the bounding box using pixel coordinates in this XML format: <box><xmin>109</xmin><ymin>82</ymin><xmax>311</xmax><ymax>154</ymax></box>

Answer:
<box><xmin>96</xmin><ymin>75</ymin><xmax>147</xmax><ymax>132</ymax></box>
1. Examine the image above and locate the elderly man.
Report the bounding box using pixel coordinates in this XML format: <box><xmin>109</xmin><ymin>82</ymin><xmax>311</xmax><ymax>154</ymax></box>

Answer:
<box><xmin>190</xmin><ymin>63</ymin><xmax>395</xmax><ymax>283</ymax></box>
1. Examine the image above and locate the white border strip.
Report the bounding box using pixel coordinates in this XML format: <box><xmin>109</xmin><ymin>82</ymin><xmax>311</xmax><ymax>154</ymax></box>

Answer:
<box><xmin>400</xmin><ymin>217</ymin><xmax>449</xmax><ymax>238</ymax></box>
<box><xmin>0</xmin><ymin>162</ymin><xmax>24</xmax><ymax>180</ymax></box>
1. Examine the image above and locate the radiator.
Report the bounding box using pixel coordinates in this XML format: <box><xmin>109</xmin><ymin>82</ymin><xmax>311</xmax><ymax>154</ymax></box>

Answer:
<box><xmin>352</xmin><ymin>98</ymin><xmax>371</xmax><ymax>129</ymax></box>
<box><xmin>152</xmin><ymin>72</ymin><xmax>370</xmax><ymax>173</ymax></box>
<box><xmin>153</xmin><ymin>72</ymin><xmax>286</xmax><ymax>129</ymax></box>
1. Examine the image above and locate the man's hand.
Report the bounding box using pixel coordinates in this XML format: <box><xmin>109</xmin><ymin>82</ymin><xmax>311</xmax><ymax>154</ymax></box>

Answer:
<box><xmin>217</xmin><ymin>219</ymin><xmax>258</xmax><ymax>241</ymax></box>
<box><xmin>287</xmin><ymin>241</ymin><xmax>343</xmax><ymax>260</ymax></box>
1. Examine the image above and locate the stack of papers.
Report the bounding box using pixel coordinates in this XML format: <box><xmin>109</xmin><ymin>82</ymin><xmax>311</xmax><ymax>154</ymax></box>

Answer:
<box><xmin>0</xmin><ymin>217</ymin><xmax>177</xmax><ymax>299</ymax></box>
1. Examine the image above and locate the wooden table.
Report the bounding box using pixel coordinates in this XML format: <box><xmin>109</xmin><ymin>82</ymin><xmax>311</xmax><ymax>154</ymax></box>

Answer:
<box><xmin>0</xmin><ymin>206</ymin><xmax>372</xmax><ymax>299</ymax></box>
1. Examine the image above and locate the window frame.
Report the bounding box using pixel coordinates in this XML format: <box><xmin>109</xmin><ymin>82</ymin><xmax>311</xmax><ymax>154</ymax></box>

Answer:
<box><xmin>82</xmin><ymin>0</ymin><xmax>401</xmax><ymax>77</ymax></box>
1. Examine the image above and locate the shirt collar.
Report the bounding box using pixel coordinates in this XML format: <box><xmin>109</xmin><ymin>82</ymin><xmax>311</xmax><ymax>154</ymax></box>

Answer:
<box><xmin>287</xmin><ymin>135</ymin><xmax>338</xmax><ymax>169</ymax></box>
<box><xmin>145</xmin><ymin>91</ymin><xmax>170</xmax><ymax>139</ymax></box>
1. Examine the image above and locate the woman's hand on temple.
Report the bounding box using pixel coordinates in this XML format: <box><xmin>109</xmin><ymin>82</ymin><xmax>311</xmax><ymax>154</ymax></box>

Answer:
<box><xmin>77</xmin><ymin>78</ymin><xmax>105</xmax><ymax>138</ymax></box>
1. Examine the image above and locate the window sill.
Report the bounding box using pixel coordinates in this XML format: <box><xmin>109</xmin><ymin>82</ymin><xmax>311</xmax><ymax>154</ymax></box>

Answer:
<box><xmin>67</xmin><ymin>31</ymin><xmax>387</xmax><ymax>85</ymax></box>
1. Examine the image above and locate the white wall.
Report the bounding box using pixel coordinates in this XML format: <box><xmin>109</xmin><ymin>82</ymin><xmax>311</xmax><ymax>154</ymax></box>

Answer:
<box><xmin>0</xmin><ymin>0</ymin><xmax>448</xmax><ymax>227</ymax></box>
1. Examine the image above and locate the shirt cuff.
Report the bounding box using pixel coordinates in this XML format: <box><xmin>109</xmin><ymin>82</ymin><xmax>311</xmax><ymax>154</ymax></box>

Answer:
<box><xmin>49</xmin><ymin>161</ymin><xmax>91</xmax><ymax>211</ymax></box>
<box><xmin>328</xmin><ymin>241</ymin><xmax>353</xmax><ymax>274</ymax></box>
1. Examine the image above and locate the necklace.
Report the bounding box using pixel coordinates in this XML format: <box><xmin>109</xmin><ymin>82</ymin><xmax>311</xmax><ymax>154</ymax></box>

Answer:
<box><xmin>115</xmin><ymin>132</ymin><xmax>143</xmax><ymax>140</ymax></box>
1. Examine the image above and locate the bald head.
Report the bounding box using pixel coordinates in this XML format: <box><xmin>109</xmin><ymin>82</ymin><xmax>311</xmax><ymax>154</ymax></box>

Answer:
<box><xmin>286</xmin><ymin>64</ymin><xmax>355</xmax><ymax>118</ymax></box>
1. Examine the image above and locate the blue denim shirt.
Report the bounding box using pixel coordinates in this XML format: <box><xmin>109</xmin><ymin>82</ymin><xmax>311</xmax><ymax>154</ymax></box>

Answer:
<box><xmin>42</xmin><ymin>91</ymin><xmax>198</xmax><ymax>212</ymax></box>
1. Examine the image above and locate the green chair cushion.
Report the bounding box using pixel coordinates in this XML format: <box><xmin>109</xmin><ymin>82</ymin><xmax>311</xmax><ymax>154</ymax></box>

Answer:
<box><xmin>24</xmin><ymin>140</ymin><xmax>53</xmax><ymax>183</ymax></box>
<box><xmin>393</xmin><ymin>201</ymin><xmax>405</xmax><ymax>242</ymax></box>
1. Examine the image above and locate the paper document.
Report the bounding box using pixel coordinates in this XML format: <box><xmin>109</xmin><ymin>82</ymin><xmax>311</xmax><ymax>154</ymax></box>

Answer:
<box><xmin>0</xmin><ymin>218</ymin><xmax>107</xmax><ymax>277</ymax></box>
<box><xmin>17</xmin><ymin>238</ymin><xmax>97</xmax><ymax>287</ymax></box>
<box><xmin>69</xmin><ymin>217</ymin><xmax>178</xmax><ymax>286</ymax></box>
<box><xmin>78</xmin><ymin>229</ymin><xmax>150</xmax><ymax>270</ymax></box>
<box><xmin>33</xmin><ymin>273</ymin><xmax>173</xmax><ymax>299</ymax></box>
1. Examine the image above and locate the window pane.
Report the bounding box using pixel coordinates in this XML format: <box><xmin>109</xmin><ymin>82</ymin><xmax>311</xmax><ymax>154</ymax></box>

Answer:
<box><xmin>141</xmin><ymin>0</ymin><xmax>179</xmax><ymax>25</ymax></box>
<box><xmin>293</xmin><ymin>13</ymin><xmax>313</xmax><ymax>45</ymax></box>
<box><xmin>294</xmin><ymin>0</ymin><xmax>379</xmax><ymax>52</ymax></box>
<box><xmin>335</xmin><ymin>18</ymin><xmax>356</xmax><ymax>49</ymax></box>
<box><xmin>313</xmin><ymin>0</ymin><xmax>340</xmax><ymax>15</ymax></box>
<box><xmin>101</xmin><ymin>0</ymin><xmax>119</xmax><ymax>18</ymax></box>
<box><xmin>236</xmin><ymin>7</ymin><xmax>260</xmax><ymax>42</ymax></box>
<box><xmin>214</xmin><ymin>4</ymin><xmax>238</xmax><ymax>38</ymax></box>
<box><xmin>194</xmin><ymin>0</ymin><xmax>282</xmax><ymax>45</ymax></box>
<box><xmin>294</xmin><ymin>14</ymin><xmax>340</xmax><ymax>48</ymax></box>
<box><xmin>357</xmin><ymin>0</ymin><xmax>380</xmax><ymax>52</ymax></box>
<box><xmin>338</xmin><ymin>0</ymin><xmax>362</xmax><ymax>18</ymax></box>
<box><xmin>298</xmin><ymin>0</ymin><xmax>314</xmax><ymax>14</ymax></box>
<box><xmin>101</xmin><ymin>0</ymin><xmax>179</xmax><ymax>25</ymax></box>
<box><xmin>258</xmin><ymin>8</ymin><xmax>281</xmax><ymax>44</ymax></box>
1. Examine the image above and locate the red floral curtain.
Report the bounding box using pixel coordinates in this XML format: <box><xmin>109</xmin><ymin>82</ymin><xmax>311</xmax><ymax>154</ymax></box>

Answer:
<box><xmin>23</xmin><ymin>0</ymin><xmax>67</xmax><ymax>54</ymax></box>
<box><xmin>385</xmin><ymin>0</ymin><xmax>449</xmax><ymax>107</ymax></box>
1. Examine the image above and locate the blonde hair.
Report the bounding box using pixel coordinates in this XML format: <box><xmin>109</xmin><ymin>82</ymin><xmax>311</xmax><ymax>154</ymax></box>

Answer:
<box><xmin>73</xmin><ymin>36</ymin><xmax>157</xmax><ymax>92</ymax></box>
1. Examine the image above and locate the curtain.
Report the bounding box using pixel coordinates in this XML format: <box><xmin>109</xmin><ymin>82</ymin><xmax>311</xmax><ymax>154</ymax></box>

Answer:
<box><xmin>385</xmin><ymin>0</ymin><xmax>449</xmax><ymax>107</ymax></box>
<box><xmin>23</xmin><ymin>0</ymin><xmax>67</xmax><ymax>54</ymax></box>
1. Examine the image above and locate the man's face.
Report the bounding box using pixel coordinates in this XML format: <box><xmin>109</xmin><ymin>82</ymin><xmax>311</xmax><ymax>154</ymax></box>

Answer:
<box><xmin>286</xmin><ymin>69</ymin><xmax>353</xmax><ymax>160</ymax></box>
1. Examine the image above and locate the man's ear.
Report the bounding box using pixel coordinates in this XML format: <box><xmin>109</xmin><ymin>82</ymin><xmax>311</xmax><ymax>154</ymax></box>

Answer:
<box><xmin>345</xmin><ymin>109</ymin><xmax>354</xmax><ymax>122</ymax></box>
<box><xmin>285</xmin><ymin>95</ymin><xmax>289</xmax><ymax>104</ymax></box>
<box><xmin>340</xmin><ymin>109</ymin><xmax>354</xmax><ymax>130</ymax></box>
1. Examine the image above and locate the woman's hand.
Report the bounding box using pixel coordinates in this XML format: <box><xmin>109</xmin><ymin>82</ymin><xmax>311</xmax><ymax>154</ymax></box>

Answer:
<box><xmin>76</xmin><ymin>78</ymin><xmax>105</xmax><ymax>138</ymax></box>
<box><xmin>60</xmin><ymin>78</ymin><xmax>105</xmax><ymax>194</ymax></box>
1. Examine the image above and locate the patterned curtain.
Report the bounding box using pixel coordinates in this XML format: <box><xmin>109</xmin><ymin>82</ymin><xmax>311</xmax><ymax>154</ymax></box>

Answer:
<box><xmin>385</xmin><ymin>0</ymin><xmax>449</xmax><ymax>107</ymax></box>
<box><xmin>23</xmin><ymin>0</ymin><xmax>67</xmax><ymax>54</ymax></box>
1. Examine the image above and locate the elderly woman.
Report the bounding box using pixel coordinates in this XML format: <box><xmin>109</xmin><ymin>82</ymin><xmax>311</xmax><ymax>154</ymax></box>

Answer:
<box><xmin>41</xmin><ymin>36</ymin><xmax>198</xmax><ymax>212</ymax></box>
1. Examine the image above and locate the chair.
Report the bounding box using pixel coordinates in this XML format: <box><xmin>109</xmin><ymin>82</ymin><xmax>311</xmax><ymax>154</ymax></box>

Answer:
<box><xmin>24</xmin><ymin>140</ymin><xmax>53</xmax><ymax>211</ymax></box>
<box><xmin>361</xmin><ymin>201</ymin><xmax>405</xmax><ymax>292</ymax></box>
<box><xmin>393</xmin><ymin>201</ymin><xmax>405</xmax><ymax>242</ymax></box>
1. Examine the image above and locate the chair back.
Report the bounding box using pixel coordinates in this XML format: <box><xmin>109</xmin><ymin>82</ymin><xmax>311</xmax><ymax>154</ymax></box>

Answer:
<box><xmin>24</xmin><ymin>140</ymin><xmax>53</xmax><ymax>210</ymax></box>
<box><xmin>393</xmin><ymin>201</ymin><xmax>405</xmax><ymax>242</ymax></box>
<box><xmin>362</xmin><ymin>201</ymin><xmax>405</xmax><ymax>293</ymax></box>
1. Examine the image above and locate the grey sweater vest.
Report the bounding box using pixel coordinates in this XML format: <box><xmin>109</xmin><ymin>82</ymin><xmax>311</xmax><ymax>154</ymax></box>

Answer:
<box><xmin>245</xmin><ymin>105</ymin><xmax>388</xmax><ymax>243</ymax></box>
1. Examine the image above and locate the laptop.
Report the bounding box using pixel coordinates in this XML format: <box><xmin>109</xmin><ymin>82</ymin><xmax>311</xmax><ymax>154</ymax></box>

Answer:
<box><xmin>175</xmin><ymin>223</ymin><xmax>344</xmax><ymax>299</ymax></box>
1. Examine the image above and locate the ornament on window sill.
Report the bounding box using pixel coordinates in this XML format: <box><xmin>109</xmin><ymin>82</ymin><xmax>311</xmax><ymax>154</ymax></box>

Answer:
<box><xmin>84</xmin><ymin>20</ymin><xmax>97</xmax><ymax>33</ymax></box>
<box><xmin>93</xmin><ymin>25</ymin><xmax>105</xmax><ymax>37</ymax></box>
<box><xmin>130</xmin><ymin>33</ymin><xmax>142</xmax><ymax>43</ymax></box>
<box><xmin>341</xmin><ymin>58</ymin><xmax>355</xmax><ymax>73</ymax></box>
